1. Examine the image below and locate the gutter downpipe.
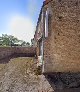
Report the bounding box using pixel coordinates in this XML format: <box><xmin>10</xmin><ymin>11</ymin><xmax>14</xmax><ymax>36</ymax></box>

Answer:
<box><xmin>42</xmin><ymin>9</ymin><xmax>45</xmax><ymax>73</ymax></box>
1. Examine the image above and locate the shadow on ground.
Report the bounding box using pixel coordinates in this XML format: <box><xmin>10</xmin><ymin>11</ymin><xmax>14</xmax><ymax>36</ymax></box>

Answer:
<box><xmin>54</xmin><ymin>88</ymin><xmax>80</xmax><ymax>92</ymax></box>
<box><xmin>45</xmin><ymin>74</ymin><xmax>80</xmax><ymax>92</ymax></box>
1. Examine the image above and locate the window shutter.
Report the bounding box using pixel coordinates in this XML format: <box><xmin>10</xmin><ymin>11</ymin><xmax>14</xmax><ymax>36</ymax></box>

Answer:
<box><xmin>45</xmin><ymin>8</ymin><xmax>49</xmax><ymax>37</ymax></box>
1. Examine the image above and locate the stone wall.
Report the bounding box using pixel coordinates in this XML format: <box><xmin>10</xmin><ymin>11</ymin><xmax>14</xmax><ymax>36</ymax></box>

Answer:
<box><xmin>0</xmin><ymin>47</ymin><xmax>36</xmax><ymax>60</ymax></box>
<box><xmin>43</xmin><ymin>0</ymin><xmax>80</xmax><ymax>73</ymax></box>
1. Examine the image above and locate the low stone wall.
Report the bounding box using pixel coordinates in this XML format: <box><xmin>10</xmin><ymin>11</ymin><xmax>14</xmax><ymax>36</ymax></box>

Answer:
<box><xmin>0</xmin><ymin>47</ymin><xmax>36</xmax><ymax>60</ymax></box>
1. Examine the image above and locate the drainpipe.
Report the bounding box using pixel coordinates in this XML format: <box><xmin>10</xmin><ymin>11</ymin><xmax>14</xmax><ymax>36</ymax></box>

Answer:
<box><xmin>42</xmin><ymin>9</ymin><xmax>45</xmax><ymax>73</ymax></box>
<box><xmin>42</xmin><ymin>38</ymin><xmax>44</xmax><ymax>73</ymax></box>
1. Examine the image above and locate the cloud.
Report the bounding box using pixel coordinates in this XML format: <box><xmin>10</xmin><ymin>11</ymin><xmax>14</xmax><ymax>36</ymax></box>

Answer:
<box><xmin>9</xmin><ymin>15</ymin><xmax>35</xmax><ymax>43</ymax></box>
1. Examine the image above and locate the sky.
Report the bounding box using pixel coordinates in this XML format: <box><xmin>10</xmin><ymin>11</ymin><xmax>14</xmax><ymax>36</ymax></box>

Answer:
<box><xmin>0</xmin><ymin>0</ymin><xmax>44</xmax><ymax>43</ymax></box>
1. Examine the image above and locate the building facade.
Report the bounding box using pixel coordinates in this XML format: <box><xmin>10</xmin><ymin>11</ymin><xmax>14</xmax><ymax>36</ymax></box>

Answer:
<box><xmin>34</xmin><ymin>0</ymin><xmax>80</xmax><ymax>74</ymax></box>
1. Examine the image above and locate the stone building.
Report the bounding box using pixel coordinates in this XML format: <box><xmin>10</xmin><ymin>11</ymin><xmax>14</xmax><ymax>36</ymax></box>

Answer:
<box><xmin>34</xmin><ymin>0</ymin><xmax>80</xmax><ymax>74</ymax></box>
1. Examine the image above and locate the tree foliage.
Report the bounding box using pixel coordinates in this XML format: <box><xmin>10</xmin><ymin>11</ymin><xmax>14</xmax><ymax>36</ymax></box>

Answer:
<box><xmin>0</xmin><ymin>34</ymin><xmax>30</xmax><ymax>47</ymax></box>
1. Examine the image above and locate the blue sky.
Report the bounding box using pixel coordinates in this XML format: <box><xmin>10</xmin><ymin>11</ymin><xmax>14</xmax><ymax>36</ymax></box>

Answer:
<box><xmin>0</xmin><ymin>0</ymin><xmax>44</xmax><ymax>42</ymax></box>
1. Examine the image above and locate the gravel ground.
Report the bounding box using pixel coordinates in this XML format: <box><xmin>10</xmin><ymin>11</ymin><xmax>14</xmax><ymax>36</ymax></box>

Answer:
<box><xmin>0</xmin><ymin>57</ymin><xmax>54</xmax><ymax>92</ymax></box>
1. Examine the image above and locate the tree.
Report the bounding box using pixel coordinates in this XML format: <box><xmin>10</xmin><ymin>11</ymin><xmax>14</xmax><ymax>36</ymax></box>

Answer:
<box><xmin>2</xmin><ymin>34</ymin><xmax>10</xmax><ymax>46</ymax></box>
<box><xmin>21</xmin><ymin>41</ymin><xmax>27</xmax><ymax>46</ymax></box>
<box><xmin>0</xmin><ymin>36</ymin><xmax>2</xmax><ymax>46</ymax></box>
<box><xmin>0</xmin><ymin>34</ymin><xmax>30</xmax><ymax>47</ymax></box>
<box><xmin>1</xmin><ymin>34</ymin><xmax>19</xmax><ymax>46</ymax></box>
<box><xmin>26</xmin><ymin>42</ymin><xmax>30</xmax><ymax>47</ymax></box>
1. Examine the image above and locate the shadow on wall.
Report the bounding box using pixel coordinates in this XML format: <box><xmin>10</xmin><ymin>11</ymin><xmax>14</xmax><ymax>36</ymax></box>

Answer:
<box><xmin>0</xmin><ymin>47</ymin><xmax>36</xmax><ymax>64</ymax></box>
<box><xmin>0</xmin><ymin>53</ymin><xmax>34</xmax><ymax>64</ymax></box>
<box><xmin>0</xmin><ymin>57</ymin><xmax>11</xmax><ymax>64</ymax></box>
<box><xmin>45</xmin><ymin>73</ymin><xmax>80</xmax><ymax>92</ymax></box>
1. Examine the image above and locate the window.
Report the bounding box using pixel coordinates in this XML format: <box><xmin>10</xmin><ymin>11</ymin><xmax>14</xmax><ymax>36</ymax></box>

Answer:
<box><xmin>45</xmin><ymin>8</ymin><xmax>49</xmax><ymax>37</ymax></box>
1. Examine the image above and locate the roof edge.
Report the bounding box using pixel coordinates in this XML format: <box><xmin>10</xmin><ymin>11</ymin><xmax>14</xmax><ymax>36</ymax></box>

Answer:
<box><xmin>43</xmin><ymin>0</ymin><xmax>53</xmax><ymax>6</ymax></box>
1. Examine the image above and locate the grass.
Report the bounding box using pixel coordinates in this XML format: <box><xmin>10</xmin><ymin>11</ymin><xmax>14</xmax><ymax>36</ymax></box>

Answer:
<box><xmin>0</xmin><ymin>57</ymin><xmax>42</xmax><ymax>85</ymax></box>
<box><xmin>0</xmin><ymin>57</ymin><xmax>42</xmax><ymax>78</ymax></box>
<box><xmin>0</xmin><ymin>64</ymin><xmax>6</xmax><ymax>71</ymax></box>
<box><xmin>0</xmin><ymin>57</ymin><xmax>39</xmax><ymax>75</ymax></box>
<box><xmin>0</xmin><ymin>57</ymin><xmax>41</xmax><ymax>91</ymax></box>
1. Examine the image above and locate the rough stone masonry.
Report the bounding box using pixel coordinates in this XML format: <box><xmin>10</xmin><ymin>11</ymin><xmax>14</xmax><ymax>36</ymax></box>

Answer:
<box><xmin>34</xmin><ymin>0</ymin><xmax>80</xmax><ymax>89</ymax></box>
<box><xmin>43</xmin><ymin>0</ymin><xmax>80</xmax><ymax>73</ymax></box>
<box><xmin>0</xmin><ymin>47</ymin><xmax>36</xmax><ymax>61</ymax></box>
